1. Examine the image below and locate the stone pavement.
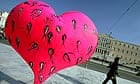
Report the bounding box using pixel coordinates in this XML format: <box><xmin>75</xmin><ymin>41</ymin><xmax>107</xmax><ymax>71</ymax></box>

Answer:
<box><xmin>0</xmin><ymin>43</ymin><xmax>139</xmax><ymax>84</ymax></box>
<box><xmin>0</xmin><ymin>43</ymin><xmax>33</xmax><ymax>84</ymax></box>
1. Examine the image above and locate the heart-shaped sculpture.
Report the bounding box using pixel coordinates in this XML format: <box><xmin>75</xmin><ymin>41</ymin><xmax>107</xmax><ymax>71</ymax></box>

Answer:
<box><xmin>4</xmin><ymin>0</ymin><xmax>98</xmax><ymax>84</ymax></box>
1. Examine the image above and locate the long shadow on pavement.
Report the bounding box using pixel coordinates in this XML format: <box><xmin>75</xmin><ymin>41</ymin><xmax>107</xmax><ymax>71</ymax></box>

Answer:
<box><xmin>0</xmin><ymin>71</ymin><xmax>26</xmax><ymax>84</ymax></box>
<box><xmin>57</xmin><ymin>73</ymin><xmax>84</xmax><ymax>84</ymax></box>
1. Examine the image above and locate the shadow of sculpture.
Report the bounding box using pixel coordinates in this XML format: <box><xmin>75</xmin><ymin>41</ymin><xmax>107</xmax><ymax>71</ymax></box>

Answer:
<box><xmin>0</xmin><ymin>71</ymin><xmax>26</xmax><ymax>84</ymax></box>
<box><xmin>57</xmin><ymin>73</ymin><xmax>84</xmax><ymax>84</ymax></box>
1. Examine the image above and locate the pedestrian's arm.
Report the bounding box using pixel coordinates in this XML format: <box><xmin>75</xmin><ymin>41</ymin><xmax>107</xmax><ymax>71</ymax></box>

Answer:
<box><xmin>107</xmin><ymin>62</ymin><xmax>113</xmax><ymax>68</ymax></box>
<box><xmin>115</xmin><ymin>70</ymin><xmax>120</xmax><ymax>77</ymax></box>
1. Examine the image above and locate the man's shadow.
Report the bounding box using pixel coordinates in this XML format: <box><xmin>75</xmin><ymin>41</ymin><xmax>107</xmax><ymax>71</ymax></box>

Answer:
<box><xmin>0</xmin><ymin>71</ymin><xmax>26</xmax><ymax>84</ymax></box>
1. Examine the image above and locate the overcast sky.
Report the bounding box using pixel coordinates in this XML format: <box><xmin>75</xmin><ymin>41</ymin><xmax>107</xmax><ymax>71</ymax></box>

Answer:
<box><xmin>0</xmin><ymin>0</ymin><xmax>140</xmax><ymax>45</ymax></box>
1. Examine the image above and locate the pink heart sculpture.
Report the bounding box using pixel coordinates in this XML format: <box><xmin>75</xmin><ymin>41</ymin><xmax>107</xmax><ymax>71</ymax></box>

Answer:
<box><xmin>4</xmin><ymin>0</ymin><xmax>98</xmax><ymax>84</ymax></box>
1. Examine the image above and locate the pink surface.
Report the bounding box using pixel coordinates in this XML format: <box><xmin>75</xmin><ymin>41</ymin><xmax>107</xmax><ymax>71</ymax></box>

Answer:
<box><xmin>4</xmin><ymin>1</ymin><xmax>98</xmax><ymax>84</ymax></box>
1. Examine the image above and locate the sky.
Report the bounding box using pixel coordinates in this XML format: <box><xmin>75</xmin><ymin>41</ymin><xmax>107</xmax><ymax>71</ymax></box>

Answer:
<box><xmin>0</xmin><ymin>0</ymin><xmax>140</xmax><ymax>45</ymax></box>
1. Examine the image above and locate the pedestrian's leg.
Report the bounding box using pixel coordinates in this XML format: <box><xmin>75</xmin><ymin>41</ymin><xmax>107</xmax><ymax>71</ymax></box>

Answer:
<box><xmin>111</xmin><ymin>76</ymin><xmax>117</xmax><ymax>84</ymax></box>
<box><xmin>102</xmin><ymin>76</ymin><xmax>110</xmax><ymax>84</ymax></box>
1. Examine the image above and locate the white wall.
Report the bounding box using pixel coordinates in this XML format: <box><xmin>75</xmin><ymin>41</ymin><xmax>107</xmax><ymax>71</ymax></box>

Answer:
<box><xmin>0</xmin><ymin>12</ymin><xmax>8</xmax><ymax>28</ymax></box>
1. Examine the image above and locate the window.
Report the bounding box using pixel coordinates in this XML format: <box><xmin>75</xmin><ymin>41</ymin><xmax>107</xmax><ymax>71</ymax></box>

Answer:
<box><xmin>114</xmin><ymin>47</ymin><xmax>115</xmax><ymax>51</ymax></box>
<box><xmin>126</xmin><ymin>51</ymin><xmax>128</xmax><ymax>54</ymax></box>
<box><xmin>105</xmin><ymin>39</ymin><xmax>107</xmax><ymax>42</ymax></box>
<box><xmin>123</xmin><ymin>44</ymin><xmax>126</xmax><ymax>47</ymax></box>
<box><xmin>122</xmin><ymin>49</ymin><xmax>124</xmax><ymax>53</ymax></box>
<box><xmin>102</xmin><ymin>38</ymin><xmax>104</xmax><ymax>42</ymax></box>
<box><xmin>104</xmin><ymin>50</ymin><xmax>107</xmax><ymax>54</ymax></box>
<box><xmin>106</xmin><ymin>51</ymin><xmax>109</xmax><ymax>55</ymax></box>
<box><xmin>119</xmin><ymin>42</ymin><xmax>121</xmax><ymax>45</ymax></box>
<box><xmin>135</xmin><ymin>53</ymin><xmax>137</xmax><ymax>56</ymax></box>
<box><xmin>128</xmin><ymin>45</ymin><xmax>130</xmax><ymax>48</ymax></box>
<box><xmin>126</xmin><ymin>44</ymin><xmax>128</xmax><ymax>47</ymax></box>
<box><xmin>103</xmin><ymin>44</ymin><xmax>105</xmax><ymax>47</ymax></box>
<box><xmin>125</xmin><ymin>57</ymin><xmax>127</xmax><ymax>60</ymax></box>
<box><xmin>138</xmin><ymin>60</ymin><xmax>140</xmax><ymax>64</ymax></box>
<box><xmin>134</xmin><ymin>60</ymin><xmax>136</xmax><ymax>64</ymax></box>
<box><xmin>100</xmin><ymin>43</ymin><xmax>102</xmax><ymax>47</ymax></box>
<box><xmin>136</xmin><ymin>47</ymin><xmax>138</xmax><ymax>50</ymax></box>
<box><xmin>109</xmin><ymin>40</ymin><xmax>111</xmax><ymax>44</ymax></box>
<box><xmin>112</xmin><ymin>54</ymin><xmax>114</xmax><ymax>56</ymax></box>
<box><xmin>96</xmin><ymin>49</ymin><xmax>98</xmax><ymax>52</ymax></box>
<box><xmin>118</xmin><ymin>48</ymin><xmax>120</xmax><ymax>52</ymax></box>
<box><xmin>101</xmin><ymin>50</ymin><xmax>103</xmax><ymax>54</ymax></box>
<box><xmin>115</xmin><ymin>42</ymin><xmax>117</xmax><ymax>45</ymax></box>
<box><xmin>97</xmin><ymin>49</ymin><xmax>99</xmax><ymax>53</ymax></box>
<box><xmin>99</xmin><ymin>49</ymin><xmax>101</xmax><ymax>53</ymax></box>
<box><xmin>0</xmin><ymin>11</ymin><xmax>2</xmax><ymax>16</ymax></box>
<box><xmin>132</xmin><ymin>46</ymin><xmax>134</xmax><ymax>49</ymax></box>
<box><xmin>131</xmin><ymin>52</ymin><xmax>133</xmax><ymax>55</ymax></box>
<box><xmin>100</xmin><ymin>49</ymin><xmax>102</xmax><ymax>53</ymax></box>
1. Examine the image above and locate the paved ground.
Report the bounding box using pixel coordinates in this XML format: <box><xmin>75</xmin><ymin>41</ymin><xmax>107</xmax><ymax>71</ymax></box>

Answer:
<box><xmin>79</xmin><ymin>61</ymin><xmax>140</xmax><ymax>83</ymax></box>
<box><xmin>0</xmin><ymin>43</ymin><xmax>33</xmax><ymax>84</ymax></box>
<box><xmin>0</xmin><ymin>40</ymin><xmax>140</xmax><ymax>84</ymax></box>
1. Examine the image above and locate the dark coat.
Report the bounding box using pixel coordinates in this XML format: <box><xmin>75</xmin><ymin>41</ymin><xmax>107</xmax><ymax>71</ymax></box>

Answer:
<box><xmin>107</xmin><ymin>62</ymin><xmax>119</xmax><ymax>77</ymax></box>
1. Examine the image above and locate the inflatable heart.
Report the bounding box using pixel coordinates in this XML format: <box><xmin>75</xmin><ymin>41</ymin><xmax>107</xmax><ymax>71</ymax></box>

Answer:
<box><xmin>4</xmin><ymin>0</ymin><xmax>98</xmax><ymax>84</ymax></box>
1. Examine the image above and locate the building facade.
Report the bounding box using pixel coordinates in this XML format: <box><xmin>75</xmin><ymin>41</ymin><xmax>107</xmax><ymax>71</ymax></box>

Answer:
<box><xmin>0</xmin><ymin>11</ymin><xmax>8</xmax><ymax>29</ymax></box>
<box><xmin>94</xmin><ymin>34</ymin><xmax>140</xmax><ymax>65</ymax></box>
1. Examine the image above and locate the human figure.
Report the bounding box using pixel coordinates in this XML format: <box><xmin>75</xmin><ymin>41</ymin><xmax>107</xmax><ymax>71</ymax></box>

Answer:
<box><xmin>102</xmin><ymin>57</ymin><xmax>120</xmax><ymax>84</ymax></box>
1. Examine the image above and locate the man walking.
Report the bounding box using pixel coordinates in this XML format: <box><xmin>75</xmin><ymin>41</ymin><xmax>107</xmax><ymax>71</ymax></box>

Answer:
<box><xmin>102</xmin><ymin>57</ymin><xmax>120</xmax><ymax>84</ymax></box>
